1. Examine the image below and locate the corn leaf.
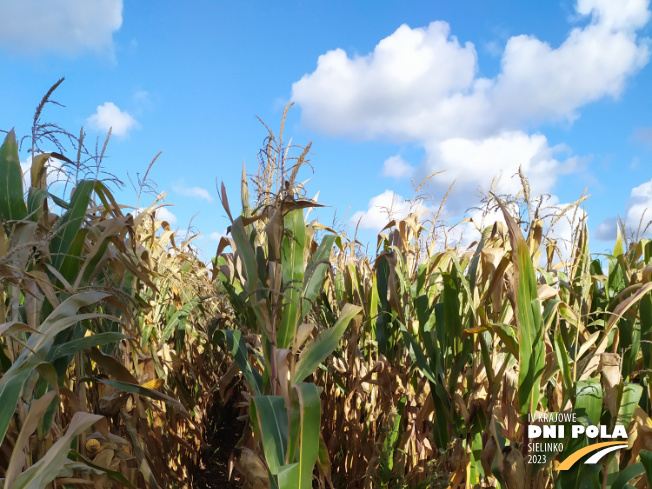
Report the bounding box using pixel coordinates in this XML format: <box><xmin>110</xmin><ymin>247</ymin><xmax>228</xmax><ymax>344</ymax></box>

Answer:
<box><xmin>251</xmin><ymin>395</ymin><xmax>289</xmax><ymax>476</ymax></box>
<box><xmin>575</xmin><ymin>379</ymin><xmax>602</xmax><ymax>425</ymax></box>
<box><xmin>278</xmin><ymin>209</ymin><xmax>307</xmax><ymax>349</ymax></box>
<box><xmin>97</xmin><ymin>378</ymin><xmax>187</xmax><ymax>414</ymax></box>
<box><xmin>301</xmin><ymin>234</ymin><xmax>335</xmax><ymax>320</ymax></box>
<box><xmin>4</xmin><ymin>391</ymin><xmax>58</xmax><ymax>486</ymax></box>
<box><xmin>0</xmin><ymin>129</ymin><xmax>27</xmax><ymax>225</ymax></box>
<box><xmin>50</xmin><ymin>180</ymin><xmax>95</xmax><ymax>273</ymax></box>
<box><xmin>47</xmin><ymin>332</ymin><xmax>129</xmax><ymax>360</ymax></box>
<box><xmin>611</xmin><ymin>463</ymin><xmax>644</xmax><ymax>489</ymax></box>
<box><xmin>289</xmin><ymin>382</ymin><xmax>321</xmax><ymax>488</ymax></box>
<box><xmin>496</xmin><ymin>197</ymin><xmax>545</xmax><ymax>415</ymax></box>
<box><xmin>214</xmin><ymin>329</ymin><xmax>263</xmax><ymax>396</ymax></box>
<box><xmin>293</xmin><ymin>303</ymin><xmax>361</xmax><ymax>383</ymax></box>
<box><xmin>8</xmin><ymin>412</ymin><xmax>103</xmax><ymax>489</ymax></box>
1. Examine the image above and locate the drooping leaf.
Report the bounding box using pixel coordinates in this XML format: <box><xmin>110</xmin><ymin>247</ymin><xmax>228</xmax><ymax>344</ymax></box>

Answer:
<box><xmin>214</xmin><ymin>329</ymin><xmax>263</xmax><ymax>396</ymax></box>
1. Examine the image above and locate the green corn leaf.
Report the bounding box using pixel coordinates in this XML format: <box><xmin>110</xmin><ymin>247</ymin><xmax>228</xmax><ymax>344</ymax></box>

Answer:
<box><xmin>640</xmin><ymin>450</ymin><xmax>652</xmax><ymax>488</ymax></box>
<box><xmin>611</xmin><ymin>463</ymin><xmax>644</xmax><ymax>489</ymax></box>
<box><xmin>641</xmin><ymin>293</ymin><xmax>652</xmax><ymax>367</ymax></box>
<box><xmin>0</xmin><ymin>129</ymin><xmax>27</xmax><ymax>224</ymax></box>
<box><xmin>400</xmin><ymin>322</ymin><xmax>436</xmax><ymax>384</ymax></box>
<box><xmin>50</xmin><ymin>180</ymin><xmax>95</xmax><ymax>272</ymax></box>
<box><xmin>251</xmin><ymin>395</ymin><xmax>289</xmax><ymax>476</ymax></box>
<box><xmin>496</xmin><ymin>197</ymin><xmax>545</xmax><ymax>415</ymax></box>
<box><xmin>161</xmin><ymin>299</ymin><xmax>198</xmax><ymax>342</ymax></box>
<box><xmin>400</xmin><ymin>321</ymin><xmax>452</xmax><ymax>448</ymax></box>
<box><xmin>293</xmin><ymin>303</ymin><xmax>361</xmax><ymax>383</ymax></box>
<box><xmin>617</xmin><ymin>383</ymin><xmax>643</xmax><ymax>428</ymax></box>
<box><xmin>278</xmin><ymin>209</ymin><xmax>307</xmax><ymax>349</ymax></box>
<box><xmin>277</xmin><ymin>463</ymin><xmax>300</xmax><ymax>488</ymax></box>
<box><xmin>375</xmin><ymin>255</ymin><xmax>392</xmax><ymax>356</ymax></box>
<box><xmin>290</xmin><ymin>383</ymin><xmax>321</xmax><ymax>488</ymax></box>
<box><xmin>575</xmin><ymin>379</ymin><xmax>602</xmax><ymax>425</ymax></box>
<box><xmin>301</xmin><ymin>234</ymin><xmax>335</xmax><ymax>320</ymax></box>
<box><xmin>231</xmin><ymin>216</ymin><xmax>259</xmax><ymax>293</ymax></box>
<box><xmin>57</xmin><ymin>228</ymin><xmax>87</xmax><ymax>285</ymax></box>
<box><xmin>47</xmin><ymin>332</ymin><xmax>129</xmax><ymax>360</ymax></box>
<box><xmin>73</xmin><ymin>216</ymin><xmax>131</xmax><ymax>288</ymax></box>
<box><xmin>214</xmin><ymin>329</ymin><xmax>263</xmax><ymax>396</ymax></box>
<box><xmin>0</xmin><ymin>291</ymin><xmax>109</xmax><ymax>446</ymax></box>
<box><xmin>26</xmin><ymin>187</ymin><xmax>48</xmax><ymax>222</ymax></box>
<box><xmin>96</xmin><ymin>378</ymin><xmax>188</xmax><ymax>414</ymax></box>
<box><xmin>491</xmin><ymin>323</ymin><xmax>519</xmax><ymax>359</ymax></box>
<box><xmin>554</xmin><ymin>330</ymin><xmax>573</xmax><ymax>397</ymax></box>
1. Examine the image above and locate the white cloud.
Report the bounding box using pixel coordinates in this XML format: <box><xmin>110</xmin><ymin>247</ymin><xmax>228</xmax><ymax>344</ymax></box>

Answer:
<box><xmin>594</xmin><ymin>217</ymin><xmax>619</xmax><ymax>240</ymax></box>
<box><xmin>576</xmin><ymin>0</ymin><xmax>651</xmax><ymax>31</ymax></box>
<box><xmin>625</xmin><ymin>180</ymin><xmax>652</xmax><ymax>235</ymax></box>
<box><xmin>292</xmin><ymin>1</ymin><xmax>649</xmax><ymax>141</ymax></box>
<box><xmin>173</xmin><ymin>183</ymin><xmax>214</xmax><ymax>202</ymax></box>
<box><xmin>449</xmin><ymin>196</ymin><xmax>587</xmax><ymax>264</ymax></box>
<box><xmin>422</xmin><ymin>131</ymin><xmax>579</xmax><ymax>215</ymax></box>
<box><xmin>292</xmin><ymin>21</ymin><xmax>479</xmax><ymax>141</ymax></box>
<box><xmin>596</xmin><ymin>180</ymin><xmax>652</xmax><ymax>240</ymax></box>
<box><xmin>87</xmin><ymin>102</ymin><xmax>139</xmax><ymax>138</ymax></box>
<box><xmin>155</xmin><ymin>207</ymin><xmax>177</xmax><ymax>225</ymax></box>
<box><xmin>382</xmin><ymin>155</ymin><xmax>415</xmax><ymax>179</ymax></box>
<box><xmin>292</xmin><ymin>0</ymin><xmax>650</xmax><ymax>230</ymax></box>
<box><xmin>545</xmin><ymin>202</ymin><xmax>589</xmax><ymax>262</ymax></box>
<box><xmin>20</xmin><ymin>155</ymin><xmax>67</xmax><ymax>189</ymax></box>
<box><xmin>209</xmin><ymin>231</ymin><xmax>227</xmax><ymax>241</ymax></box>
<box><xmin>351</xmin><ymin>190</ymin><xmax>424</xmax><ymax>231</ymax></box>
<box><xmin>0</xmin><ymin>0</ymin><xmax>122</xmax><ymax>57</ymax></box>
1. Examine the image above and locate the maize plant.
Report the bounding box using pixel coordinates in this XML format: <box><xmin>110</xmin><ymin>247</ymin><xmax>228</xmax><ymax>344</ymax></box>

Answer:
<box><xmin>213</xmin><ymin>106</ymin><xmax>361</xmax><ymax>489</ymax></box>
<box><xmin>0</xmin><ymin>81</ymin><xmax>225</xmax><ymax>488</ymax></box>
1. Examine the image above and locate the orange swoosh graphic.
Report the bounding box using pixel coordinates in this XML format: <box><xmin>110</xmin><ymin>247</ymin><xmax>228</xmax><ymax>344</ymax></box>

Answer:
<box><xmin>557</xmin><ymin>441</ymin><xmax>626</xmax><ymax>470</ymax></box>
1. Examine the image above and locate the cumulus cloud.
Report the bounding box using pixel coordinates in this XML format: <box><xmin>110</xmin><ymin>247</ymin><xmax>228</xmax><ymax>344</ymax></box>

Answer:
<box><xmin>595</xmin><ymin>180</ymin><xmax>652</xmax><ymax>240</ymax></box>
<box><xmin>0</xmin><ymin>0</ymin><xmax>122</xmax><ymax>56</ymax></box>
<box><xmin>627</xmin><ymin>180</ymin><xmax>652</xmax><ymax>228</ymax></box>
<box><xmin>382</xmin><ymin>155</ymin><xmax>415</xmax><ymax>179</ymax></box>
<box><xmin>351</xmin><ymin>190</ymin><xmax>425</xmax><ymax>231</ymax></box>
<box><xmin>576</xmin><ymin>0</ymin><xmax>650</xmax><ymax>31</ymax></box>
<box><xmin>20</xmin><ymin>156</ymin><xmax>67</xmax><ymax>190</ymax></box>
<box><xmin>155</xmin><ymin>207</ymin><xmax>177</xmax><ymax>225</ymax></box>
<box><xmin>291</xmin><ymin>0</ymin><xmax>650</xmax><ymax>227</ymax></box>
<box><xmin>292</xmin><ymin>1</ymin><xmax>649</xmax><ymax>142</ymax></box>
<box><xmin>422</xmin><ymin>132</ymin><xmax>580</xmax><ymax>214</ymax></box>
<box><xmin>449</xmin><ymin>196</ymin><xmax>587</xmax><ymax>264</ymax></box>
<box><xmin>594</xmin><ymin>217</ymin><xmax>619</xmax><ymax>240</ymax></box>
<box><xmin>87</xmin><ymin>102</ymin><xmax>139</xmax><ymax>138</ymax></box>
<box><xmin>173</xmin><ymin>183</ymin><xmax>214</xmax><ymax>202</ymax></box>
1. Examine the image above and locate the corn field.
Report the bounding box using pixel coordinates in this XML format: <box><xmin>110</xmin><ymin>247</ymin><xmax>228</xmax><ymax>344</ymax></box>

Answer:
<box><xmin>1</xmin><ymin>88</ymin><xmax>652</xmax><ymax>489</ymax></box>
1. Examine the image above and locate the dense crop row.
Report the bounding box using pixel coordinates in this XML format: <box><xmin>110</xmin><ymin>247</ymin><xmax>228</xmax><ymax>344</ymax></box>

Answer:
<box><xmin>1</xmin><ymin>94</ymin><xmax>651</xmax><ymax>489</ymax></box>
<box><xmin>215</xmin><ymin>107</ymin><xmax>652</xmax><ymax>489</ymax></box>
<box><xmin>0</xmin><ymin>84</ymin><xmax>224</xmax><ymax>488</ymax></box>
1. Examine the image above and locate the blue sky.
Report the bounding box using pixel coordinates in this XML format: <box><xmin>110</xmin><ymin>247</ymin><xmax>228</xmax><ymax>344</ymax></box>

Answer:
<box><xmin>1</xmin><ymin>0</ymin><xmax>651</xmax><ymax>260</ymax></box>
